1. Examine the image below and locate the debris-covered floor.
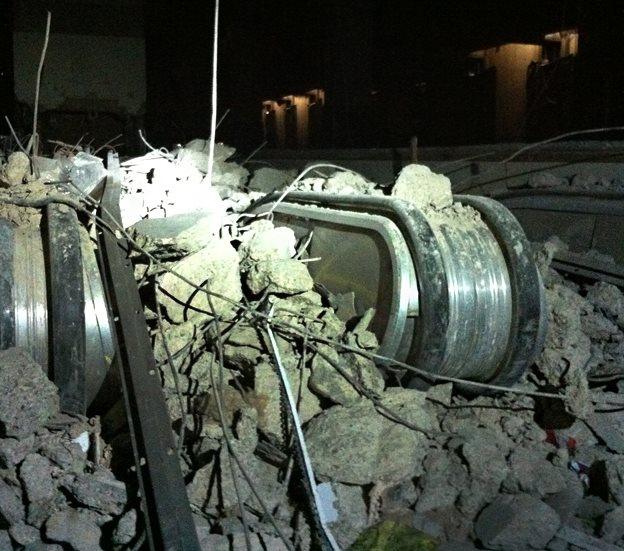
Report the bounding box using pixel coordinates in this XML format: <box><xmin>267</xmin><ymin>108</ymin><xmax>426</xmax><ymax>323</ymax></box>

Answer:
<box><xmin>0</xmin><ymin>142</ymin><xmax>623</xmax><ymax>550</ymax></box>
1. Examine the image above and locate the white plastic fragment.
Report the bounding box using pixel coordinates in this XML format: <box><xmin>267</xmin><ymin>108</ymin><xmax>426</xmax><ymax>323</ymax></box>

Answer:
<box><xmin>72</xmin><ymin>431</ymin><xmax>90</xmax><ymax>453</ymax></box>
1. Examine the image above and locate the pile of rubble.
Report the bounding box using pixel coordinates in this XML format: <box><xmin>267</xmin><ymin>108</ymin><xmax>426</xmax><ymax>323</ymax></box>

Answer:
<box><xmin>0</xmin><ymin>348</ymin><xmax>136</xmax><ymax>549</ymax></box>
<box><xmin>528</xmin><ymin>170</ymin><xmax>624</xmax><ymax>192</ymax></box>
<box><xmin>1</xmin><ymin>138</ymin><xmax>623</xmax><ymax>550</ymax></box>
<box><xmin>122</xmin><ymin>141</ymin><xmax>624</xmax><ymax>550</ymax></box>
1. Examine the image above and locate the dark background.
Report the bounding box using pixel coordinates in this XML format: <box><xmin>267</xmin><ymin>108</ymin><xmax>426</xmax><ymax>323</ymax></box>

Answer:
<box><xmin>2</xmin><ymin>0</ymin><xmax>624</xmax><ymax>152</ymax></box>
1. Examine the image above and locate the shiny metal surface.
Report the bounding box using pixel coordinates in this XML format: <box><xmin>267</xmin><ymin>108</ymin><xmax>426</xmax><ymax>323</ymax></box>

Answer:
<box><xmin>432</xmin><ymin>218</ymin><xmax>512</xmax><ymax>380</ymax></box>
<box><xmin>80</xmin><ymin>227</ymin><xmax>115</xmax><ymax>404</ymax></box>
<box><xmin>254</xmin><ymin>192</ymin><xmax>539</xmax><ymax>387</ymax></box>
<box><xmin>1</xmin><ymin>217</ymin><xmax>113</xmax><ymax>406</ymax></box>
<box><xmin>13</xmin><ymin>227</ymin><xmax>48</xmax><ymax>368</ymax></box>
<box><xmin>271</xmin><ymin>203</ymin><xmax>418</xmax><ymax>361</ymax></box>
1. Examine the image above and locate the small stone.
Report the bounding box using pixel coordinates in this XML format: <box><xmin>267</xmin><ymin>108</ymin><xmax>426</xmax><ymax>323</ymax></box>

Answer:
<box><xmin>112</xmin><ymin>509</ymin><xmax>137</xmax><ymax>546</ymax></box>
<box><xmin>0</xmin><ymin>348</ymin><xmax>60</xmax><ymax>438</ymax></box>
<box><xmin>305</xmin><ymin>401</ymin><xmax>428</xmax><ymax>485</ymax></box>
<box><xmin>61</xmin><ymin>468</ymin><xmax>127</xmax><ymax>515</ymax></box>
<box><xmin>9</xmin><ymin>522</ymin><xmax>40</xmax><ymax>546</ymax></box>
<box><xmin>46</xmin><ymin>509</ymin><xmax>102</xmax><ymax>550</ymax></box>
<box><xmin>474</xmin><ymin>494</ymin><xmax>561</xmax><ymax>550</ymax></box>
<box><xmin>246</xmin><ymin>258</ymin><xmax>313</xmax><ymax>295</ymax></box>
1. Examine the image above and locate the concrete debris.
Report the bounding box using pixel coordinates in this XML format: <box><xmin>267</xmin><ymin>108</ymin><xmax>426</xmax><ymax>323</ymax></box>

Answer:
<box><xmin>0</xmin><ymin>347</ymin><xmax>135</xmax><ymax>547</ymax></box>
<box><xmin>246</xmin><ymin>257</ymin><xmax>314</xmax><ymax>295</ymax></box>
<box><xmin>238</xmin><ymin>222</ymin><xmax>297</xmax><ymax>265</ymax></box>
<box><xmin>474</xmin><ymin>493</ymin><xmax>561</xmax><ymax>550</ymax></box>
<box><xmin>114</xmin><ymin>141</ymin><xmax>624</xmax><ymax>547</ymax></box>
<box><xmin>391</xmin><ymin>163</ymin><xmax>453</xmax><ymax>210</ymax></box>
<box><xmin>248</xmin><ymin>167</ymin><xmax>297</xmax><ymax>193</ymax></box>
<box><xmin>527</xmin><ymin>170</ymin><xmax>624</xmax><ymax>192</ymax></box>
<box><xmin>46</xmin><ymin>509</ymin><xmax>103</xmax><ymax>550</ymax></box>
<box><xmin>308</xmin><ymin>344</ymin><xmax>384</xmax><ymax>406</ymax></box>
<box><xmin>326</xmin><ymin>483</ymin><xmax>368</xmax><ymax>548</ymax></box>
<box><xmin>0</xmin><ymin>348</ymin><xmax>59</xmax><ymax>439</ymax></box>
<box><xmin>2</xmin><ymin>151</ymin><xmax>30</xmax><ymax>186</ymax></box>
<box><xmin>254</xmin><ymin>360</ymin><xmax>321</xmax><ymax>442</ymax></box>
<box><xmin>304</xmin><ymin>400</ymin><xmax>428</xmax><ymax>484</ymax></box>
<box><xmin>293</xmin><ymin>169</ymin><xmax>380</xmax><ymax>195</ymax></box>
<box><xmin>158</xmin><ymin>239</ymin><xmax>243</xmax><ymax>323</ymax></box>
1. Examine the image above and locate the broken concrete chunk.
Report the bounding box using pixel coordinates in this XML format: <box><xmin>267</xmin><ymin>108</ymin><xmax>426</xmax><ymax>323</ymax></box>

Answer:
<box><xmin>544</xmin><ymin>480</ymin><xmax>584</xmax><ymax>524</ymax></box>
<box><xmin>309</xmin><ymin>346</ymin><xmax>360</xmax><ymax>405</ymax></box>
<box><xmin>239</xmin><ymin>225</ymin><xmax>297</xmax><ymax>264</ymax></box>
<box><xmin>557</xmin><ymin>524</ymin><xmax>622</xmax><ymax>551</ymax></box>
<box><xmin>327</xmin><ymin>483</ymin><xmax>368</xmax><ymax>548</ymax></box>
<box><xmin>0</xmin><ymin>436</ymin><xmax>35</xmax><ymax>467</ymax></box>
<box><xmin>586</xmin><ymin>282</ymin><xmax>624</xmax><ymax>329</ymax></box>
<box><xmin>305</xmin><ymin>400</ymin><xmax>428</xmax><ymax>485</ymax></box>
<box><xmin>415</xmin><ymin>448</ymin><xmax>468</xmax><ymax>513</ymax></box>
<box><xmin>458</xmin><ymin>428</ymin><xmax>511</xmax><ymax>516</ymax></box>
<box><xmin>9</xmin><ymin>522</ymin><xmax>41</xmax><ymax>546</ymax></box>
<box><xmin>61</xmin><ymin>468</ymin><xmax>127</xmax><ymax>516</ymax></box>
<box><xmin>112</xmin><ymin>509</ymin><xmax>138</xmax><ymax>546</ymax></box>
<box><xmin>254</xmin><ymin>361</ymin><xmax>321</xmax><ymax>442</ymax></box>
<box><xmin>537</xmin><ymin>284</ymin><xmax>592</xmax><ymax>385</ymax></box>
<box><xmin>46</xmin><ymin>508</ymin><xmax>102</xmax><ymax>550</ymax></box>
<box><xmin>308</xmin><ymin>344</ymin><xmax>384</xmax><ymax>406</ymax></box>
<box><xmin>585</xmin><ymin>405</ymin><xmax>624</xmax><ymax>453</ymax></box>
<box><xmin>600</xmin><ymin>505</ymin><xmax>624</xmax><ymax>544</ymax></box>
<box><xmin>3</xmin><ymin>151</ymin><xmax>30</xmax><ymax>186</ymax></box>
<box><xmin>20</xmin><ymin>453</ymin><xmax>61</xmax><ymax>527</ymax></box>
<box><xmin>391</xmin><ymin>164</ymin><xmax>453</xmax><ymax>211</ymax></box>
<box><xmin>248</xmin><ymin>167</ymin><xmax>296</xmax><ymax>193</ymax></box>
<box><xmin>378</xmin><ymin>387</ymin><xmax>438</xmax><ymax>433</ymax></box>
<box><xmin>39</xmin><ymin>434</ymin><xmax>87</xmax><ymax>472</ymax></box>
<box><xmin>474</xmin><ymin>493</ymin><xmax>560</xmax><ymax>550</ymax></box>
<box><xmin>503</xmin><ymin>445</ymin><xmax>568</xmax><ymax>498</ymax></box>
<box><xmin>246</xmin><ymin>258</ymin><xmax>313</xmax><ymax>295</ymax></box>
<box><xmin>0</xmin><ymin>348</ymin><xmax>60</xmax><ymax>439</ymax></box>
<box><xmin>606</xmin><ymin>456</ymin><xmax>624</xmax><ymax>505</ymax></box>
<box><xmin>528</xmin><ymin>172</ymin><xmax>568</xmax><ymax>189</ymax></box>
<box><xmin>0</xmin><ymin>477</ymin><xmax>25</xmax><ymax>525</ymax></box>
<box><xmin>68</xmin><ymin>152</ymin><xmax>107</xmax><ymax>197</ymax></box>
<box><xmin>324</xmin><ymin>171</ymin><xmax>376</xmax><ymax>195</ymax></box>
<box><xmin>159</xmin><ymin>240</ymin><xmax>242</xmax><ymax>323</ymax></box>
